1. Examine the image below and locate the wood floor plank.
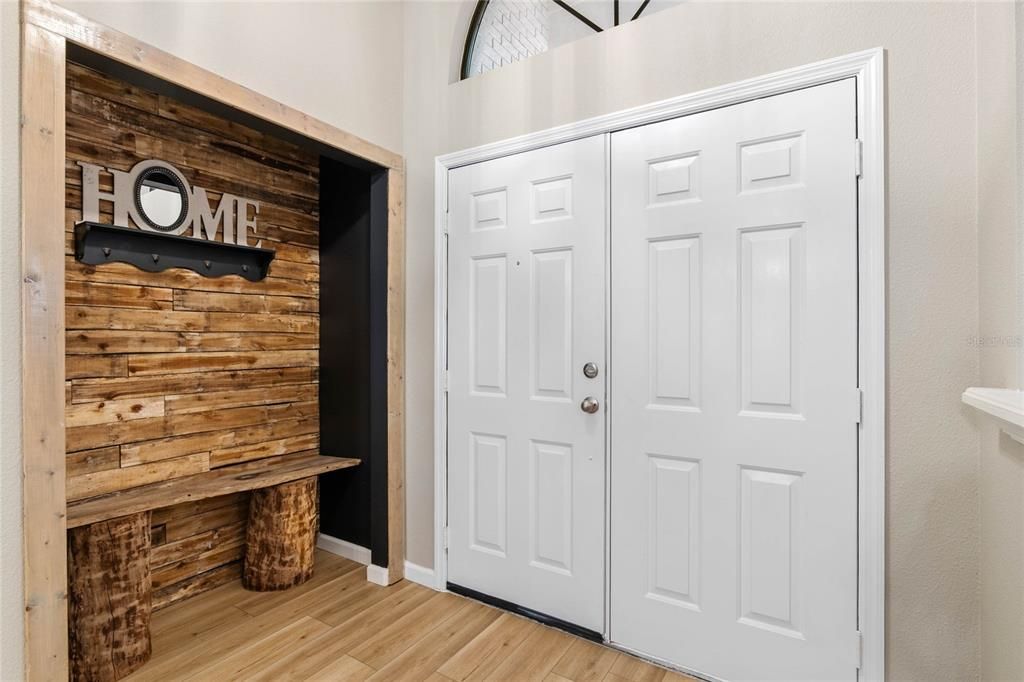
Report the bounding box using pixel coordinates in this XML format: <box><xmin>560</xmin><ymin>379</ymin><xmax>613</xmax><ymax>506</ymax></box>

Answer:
<box><xmin>423</xmin><ymin>674</ymin><xmax>457</xmax><ymax>682</ymax></box>
<box><xmin>304</xmin><ymin>655</ymin><xmax>375</xmax><ymax>682</ymax></box>
<box><xmin>552</xmin><ymin>639</ymin><xmax>620</xmax><ymax>682</ymax></box>
<box><xmin>126</xmin><ymin>582</ymin><xmax>335</xmax><ymax>680</ymax></box>
<box><xmin>367</xmin><ymin>601</ymin><xmax>501</xmax><ymax>681</ymax></box>
<box><xmin>149</xmin><ymin>574</ymin><xmax>249</xmax><ymax>636</ymax></box>
<box><xmin>349</xmin><ymin>591</ymin><xmax>468</xmax><ymax>669</ymax></box>
<box><xmin>232</xmin><ymin>561</ymin><xmax>366</xmax><ymax>625</ymax></box>
<box><xmin>607</xmin><ymin>653</ymin><xmax>678</xmax><ymax>682</ymax></box>
<box><xmin>151</xmin><ymin>604</ymin><xmax>251</xmax><ymax>656</ymax></box>
<box><xmin>218</xmin><ymin>551</ymin><xmax>357</xmax><ymax>616</ymax></box>
<box><xmin>482</xmin><ymin>625</ymin><xmax>575</xmax><ymax>681</ymax></box>
<box><xmin>240</xmin><ymin>581</ymin><xmax>431</xmax><ymax>681</ymax></box>
<box><xmin>325</xmin><ymin>581</ymin><xmax>438</xmax><ymax>653</ymax></box>
<box><xmin>304</xmin><ymin>571</ymin><xmax>394</xmax><ymax>627</ymax></box>
<box><xmin>182</xmin><ymin>616</ymin><xmax>329</xmax><ymax>681</ymax></box>
<box><xmin>242</xmin><ymin>627</ymin><xmax>358</xmax><ymax>682</ymax></box>
<box><xmin>437</xmin><ymin>612</ymin><xmax>538</xmax><ymax>681</ymax></box>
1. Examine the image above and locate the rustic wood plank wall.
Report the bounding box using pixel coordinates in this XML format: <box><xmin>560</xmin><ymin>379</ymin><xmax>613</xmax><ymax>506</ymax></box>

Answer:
<box><xmin>64</xmin><ymin>61</ymin><xmax>321</xmax><ymax>609</ymax></box>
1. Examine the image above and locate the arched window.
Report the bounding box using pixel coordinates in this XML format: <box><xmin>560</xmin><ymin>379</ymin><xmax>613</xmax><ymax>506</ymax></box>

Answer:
<box><xmin>461</xmin><ymin>0</ymin><xmax>681</xmax><ymax>79</ymax></box>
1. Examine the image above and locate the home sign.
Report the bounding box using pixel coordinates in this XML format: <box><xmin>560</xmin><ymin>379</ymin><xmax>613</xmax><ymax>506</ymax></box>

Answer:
<box><xmin>78</xmin><ymin>159</ymin><xmax>263</xmax><ymax>247</ymax></box>
<box><xmin>75</xmin><ymin>159</ymin><xmax>275</xmax><ymax>283</ymax></box>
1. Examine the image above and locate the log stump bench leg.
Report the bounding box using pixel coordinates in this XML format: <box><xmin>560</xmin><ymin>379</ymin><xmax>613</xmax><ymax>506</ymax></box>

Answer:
<box><xmin>68</xmin><ymin>511</ymin><xmax>153</xmax><ymax>682</ymax></box>
<box><xmin>243</xmin><ymin>476</ymin><xmax>319</xmax><ymax>591</ymax></box>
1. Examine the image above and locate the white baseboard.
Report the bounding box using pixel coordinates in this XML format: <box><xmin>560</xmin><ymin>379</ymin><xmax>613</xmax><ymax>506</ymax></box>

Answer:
<box><xmin>317</xmin><ymin>533</ymin><xmax>371</xmax><ymax>565</ymax></box>
<box><xmin>366</xmin><ymin>563</ymin><xmax>390</xmax><ymax>586</ymax></box>
<box><xmin>403</xmin><ymin>561</ymin><xmax>437</xmax><ymax>589</ymax></box>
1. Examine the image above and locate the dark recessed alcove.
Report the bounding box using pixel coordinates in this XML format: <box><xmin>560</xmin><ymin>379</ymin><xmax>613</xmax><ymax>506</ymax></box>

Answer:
<box><xmin>318</xmin><ymin>159</ymin><xmax>390</xmax><ymax>564</ymax></box>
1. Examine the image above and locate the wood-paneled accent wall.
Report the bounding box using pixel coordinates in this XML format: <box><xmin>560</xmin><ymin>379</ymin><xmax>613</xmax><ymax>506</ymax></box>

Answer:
<box><xmin>64</xmin><ymin>61</ymin><xmax>321</xmax><ymax>609</ymax></box>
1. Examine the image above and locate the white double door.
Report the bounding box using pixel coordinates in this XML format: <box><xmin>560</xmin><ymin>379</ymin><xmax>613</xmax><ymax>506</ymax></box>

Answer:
<box><xmin>447</xmin><ymin>79</ymin><xmax>859</xmax><ymax>681</ymax></box>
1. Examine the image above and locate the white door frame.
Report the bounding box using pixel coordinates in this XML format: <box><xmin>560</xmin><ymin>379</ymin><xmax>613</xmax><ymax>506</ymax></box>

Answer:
<box><xmin>433</xmin><ymin>48</ymin><xmax>885</xmax><ymax>682</ymax></box>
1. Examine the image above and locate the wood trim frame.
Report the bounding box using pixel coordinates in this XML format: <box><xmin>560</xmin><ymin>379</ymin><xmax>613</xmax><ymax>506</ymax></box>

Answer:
<box><xmin>434</xmin><ymin>49</ymin><xmax>886</xmax><ymax>680</ymax></box>
<box><xmin>19</xmin><ymin>0</ymin><xmax>405</xmax><ymax>677</ymax></box>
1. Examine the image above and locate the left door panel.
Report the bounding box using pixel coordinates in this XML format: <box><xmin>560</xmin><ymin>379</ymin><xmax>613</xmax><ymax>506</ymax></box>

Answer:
<box><xmin>447</xmin><ymin>136</ymin><xmax>607</xmax><ymax>632</ymax></box>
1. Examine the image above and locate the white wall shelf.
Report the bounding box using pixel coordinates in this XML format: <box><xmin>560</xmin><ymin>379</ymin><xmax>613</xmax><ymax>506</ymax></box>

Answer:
<box><xmin>962</xmin><ymin>387</ymin><xmax>1024</xmax><ymax>444</ymax></box>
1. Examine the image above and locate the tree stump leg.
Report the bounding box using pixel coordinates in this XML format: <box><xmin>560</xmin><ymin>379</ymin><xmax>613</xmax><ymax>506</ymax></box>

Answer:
<box><xmin>68</xmin><ymin>511</ymin><xmax>153</xmax><ymax>682</ymax></box>
<box><xmin>243</xmin><ymin>476</ymin><xmax>319</xmax><ymax>591</ymax></box>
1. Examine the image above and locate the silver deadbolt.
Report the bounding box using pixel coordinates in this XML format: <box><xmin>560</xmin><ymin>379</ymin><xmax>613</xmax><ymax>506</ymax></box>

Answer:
<box><xmin>582</xmin><ymin>362</ymin><xmax>599</xmax><ymax>379</ymax></box>
<box><xmin>580</xmin><ymin>396</ymin><xmax>600</xmax><ymax>414</ymax></box>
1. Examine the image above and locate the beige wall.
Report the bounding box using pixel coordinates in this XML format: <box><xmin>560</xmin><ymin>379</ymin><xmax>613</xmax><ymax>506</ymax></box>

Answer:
<box><xmin>403</xmin><ymin>2</ymin><xmax>989</xmax><ymax>679</ymax></box>
<box><xmin>62</xmin><ymin>0</ymin><xmax>405</xmax><ymax>153</ymax></box>
<box><xmin>977</xmin><ymin>3</ymin><xmax>1024</xmax><ymax>681</ymax></box>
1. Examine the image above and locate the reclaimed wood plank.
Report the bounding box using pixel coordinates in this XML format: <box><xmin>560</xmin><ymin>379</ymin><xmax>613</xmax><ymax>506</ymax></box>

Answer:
<box><xmin>67</xmin><ymin>400</ymin><xmax>318</xmax><ymax>452</ymax></box>
<box><xmin>67</xmin><ymin>354</ymin><xmax>128</xmax><ymax>379</ymax></box>
<box><xmin>65</xmin><ymin>396</ymin><xmax>164</xmax><ymax>428</ymax></box>
<box><xmin>66</xmin><ymin>280</ymin><xmax>173</xmax><ymax>310</ymax></box>
<box><xmin>70</xmin><ymin>366</ymin><xmax>315</xmax><ymax>403</ymax></box>
<box><xmin>151</xmin><ymin>521</ymin><xmax>246</xmax><ymax>569</ymax></box>
<box><xmin>164</xmin><ymin>385</ymin><xmax>314</xmax><ymax>415</ymax></box>
<box><xmin>67</xmin><ymin>307</ymin><xmax>319</xmax><ymax>334</ymax></box>
<box><xmin>66</xmin><ymin>455</ymin><xmax>359</xmax><ymax>527</ymax></box>
<box><xmin>162</xmin><ymin>498</ymin><xmax>249</xmax><ymax>542</ymax></box>
<box><xmin>65</xmin><ymin>445</ymin><xmax>120</xmax><ymax>478</ymax></box>
<box><xmin>121</xmin><ymin>417</ymin><xmax>317</xmax><ymax>466</ymax></box>
<box><xmin>128</xmin><ymin>349</ymin><xmax>317</xmax><ymax>376</ymax></box>
<box><xmin>66</xmin><ymin>453</ymin><xmax>210</xmax><ymax>502</ymax></box>
<box><xmin>210</xmin><ymin>434</ymin><xmax>319</xmax><ymax>468</ymax></box>
<box><xmin>152</xmin><ymin>543</ymin><xmax>245</xmax><ymax>591</ymax></box>
<box><xmin>152</xmin><ymin>562</ymin><xmax>242</xmax><ymax>612</ymax></box>
<box><xmin>173</xmin><ymin>289</ymin><xmax>317</xmax><ymax>314</ymax></box>
<box><xmin>151</xmin><ymin>492</ymin><xmax>247</xmax><ymax>526</ymax></box>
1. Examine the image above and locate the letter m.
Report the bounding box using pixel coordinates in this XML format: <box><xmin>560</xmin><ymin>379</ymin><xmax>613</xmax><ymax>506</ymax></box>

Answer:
<box><xmin>192</xmin><ymin>187</ymin><xmax>236</xmax><ymax>242</ymax></box>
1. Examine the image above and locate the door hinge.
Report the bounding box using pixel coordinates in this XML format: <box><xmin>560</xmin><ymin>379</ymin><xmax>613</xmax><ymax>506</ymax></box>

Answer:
<box><xmin>854</xmin><ymin>139</ymin><xmax>864</xmax><ymax>178</ymax></box>
<box><xmin>444</xmin><ymin>369</ymin><xmax>450</xmax><ymax>393</ymax></box>
<box><xmin>854</xmin><ymin>630</ymin><xmax>863</xmax><ymax>669</ymax></box>
<box><xmin>855</xmin><ymin>388</ymin><xmax>863</xmax><ymax>424</ymax></box>
<box><xmin>444</xmin><ymin>526</ymin><xmax>450</xmax><ymax>551</ymax></box>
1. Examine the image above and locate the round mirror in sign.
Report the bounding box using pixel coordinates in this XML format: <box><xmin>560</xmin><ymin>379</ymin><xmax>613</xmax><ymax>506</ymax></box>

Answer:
<box><xmin>134</xmin><ymin>167</ymin><xmax>189</xmax><ymax>232</ymax></box>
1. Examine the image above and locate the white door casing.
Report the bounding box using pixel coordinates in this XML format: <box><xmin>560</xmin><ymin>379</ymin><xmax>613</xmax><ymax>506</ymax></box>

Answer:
<box><xmin>446</xmin><ymin>135</ymin><xmax>607</xmax><ymax>631</ymax></box>
<box><xmin>609</xmin><ymin>79</ymin><xmax>859</xmax><ymax>680</ymax></box>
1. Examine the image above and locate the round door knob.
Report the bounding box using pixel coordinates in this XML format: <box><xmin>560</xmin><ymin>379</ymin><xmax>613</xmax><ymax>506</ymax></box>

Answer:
<box><xmin>580</xmin><ymin>397</ymin><xmax>599</xmax><ymax>414</ymax></box>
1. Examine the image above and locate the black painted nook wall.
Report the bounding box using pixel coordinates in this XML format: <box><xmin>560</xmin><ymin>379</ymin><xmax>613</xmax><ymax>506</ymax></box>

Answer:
<box><xmin>318</xmin><ymin>158</ymin><xmax>389</xmax><ymax>565</ymax></box>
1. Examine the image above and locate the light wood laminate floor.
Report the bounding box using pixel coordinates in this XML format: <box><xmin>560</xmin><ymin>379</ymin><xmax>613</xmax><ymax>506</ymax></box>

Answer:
<box><xmin>126</xmin><ymin>550</ymin><xmax>697</xmax><ymax>681</ymax></box>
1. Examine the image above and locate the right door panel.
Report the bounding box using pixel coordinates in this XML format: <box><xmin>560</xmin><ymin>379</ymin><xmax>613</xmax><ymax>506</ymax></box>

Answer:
<box><xmin>610</xmin><ymin>79</ymin><xmax>859</xmax><ymax>681</ymax></box>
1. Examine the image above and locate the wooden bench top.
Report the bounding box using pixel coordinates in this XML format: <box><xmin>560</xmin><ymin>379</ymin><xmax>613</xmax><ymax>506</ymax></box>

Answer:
<box><xmin>67</xmin><ymin>454</ymin><xmax>359</xmax><ymax>528</ymax></box>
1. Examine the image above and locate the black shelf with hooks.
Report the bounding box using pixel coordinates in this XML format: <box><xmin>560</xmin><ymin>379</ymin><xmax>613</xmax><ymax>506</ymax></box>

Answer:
<box><xmin>73</xmin><ymin>221</ymin><xmax>275</xmax><ymax>282</ymax></box>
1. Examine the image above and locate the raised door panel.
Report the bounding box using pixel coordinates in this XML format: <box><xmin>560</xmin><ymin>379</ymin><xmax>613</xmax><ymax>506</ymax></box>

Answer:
<box><xmin>469</xmin><ymin>433</ymin><xmax>508</xmax><ymax>557</ymax></box>
<box><xmin>470</xmin><ymin>256</ymin><xmax>508</xmax><ymax>397</ymax></box>
<box><xmin>648</xmin><ymin>237</ymin><xmax>701</xmax><ymax>410</ymax></box>
<box><xmin>531</xmin><ymin>249</ymin><xmax>573</xmax><ymax>401</ymax></box>
<box><xmin>647</xmin><ymin>455</ymin><xmax>701</xmax><ymax>610</ymax></box>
